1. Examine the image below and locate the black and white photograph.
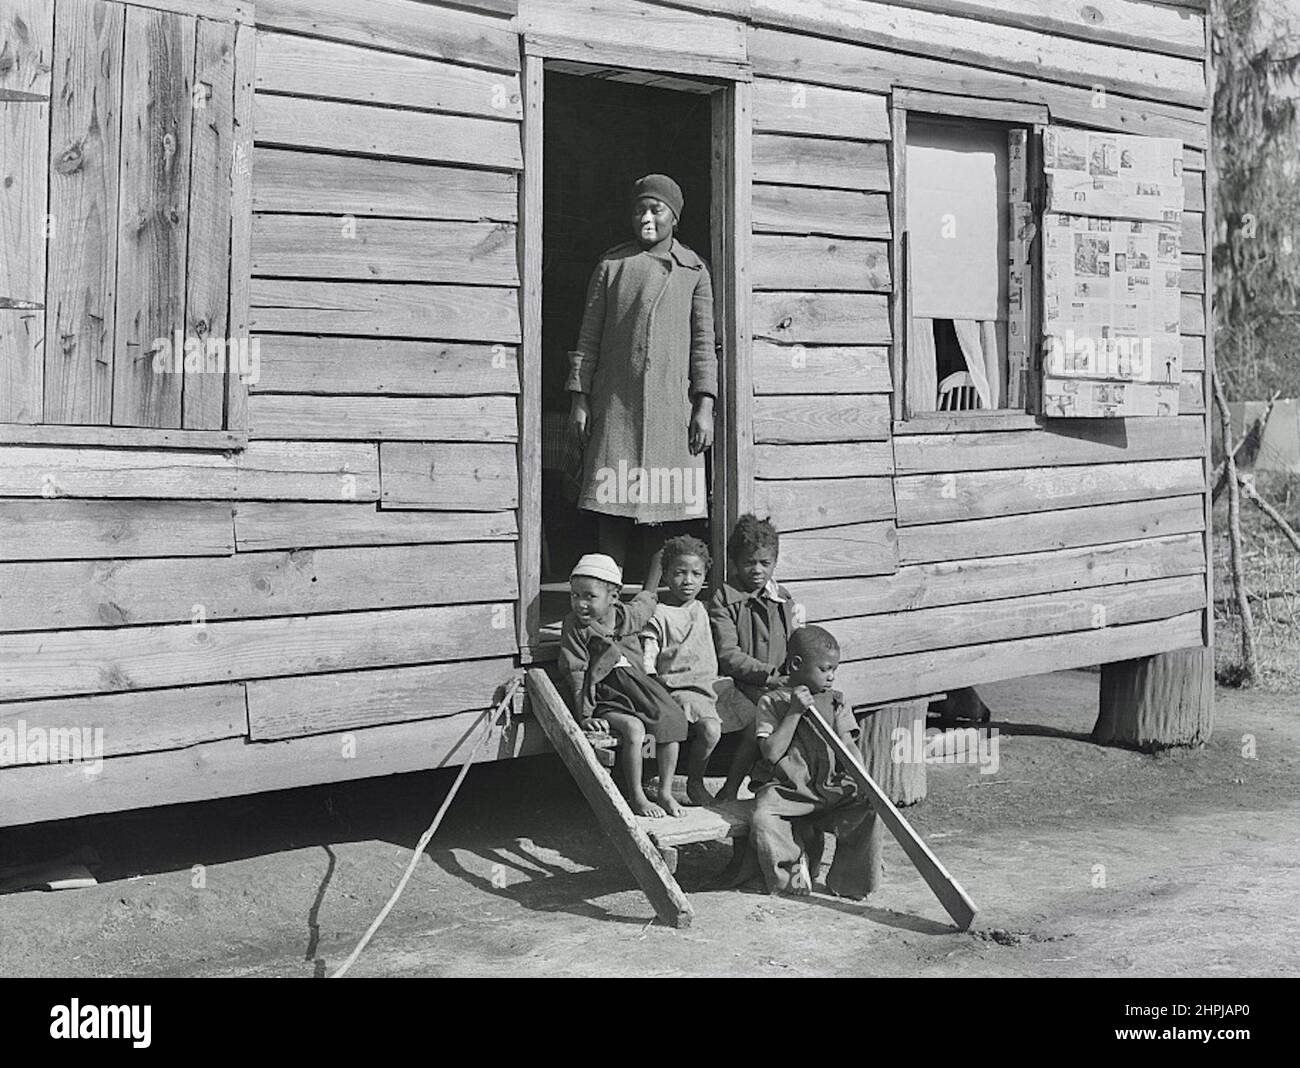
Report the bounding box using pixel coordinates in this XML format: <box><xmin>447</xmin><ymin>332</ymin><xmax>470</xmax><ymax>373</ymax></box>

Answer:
<box><xmin>0</xmin><ymin>0</ymin><xmax>1296</xmax><ymax>1030</ymax></box>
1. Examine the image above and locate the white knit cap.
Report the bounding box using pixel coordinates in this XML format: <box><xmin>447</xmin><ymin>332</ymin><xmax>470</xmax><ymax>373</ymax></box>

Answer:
<box><xmin>570</xmin><ymin>553</ymin><xmax>623</xmax><ymax>586</ymax></box>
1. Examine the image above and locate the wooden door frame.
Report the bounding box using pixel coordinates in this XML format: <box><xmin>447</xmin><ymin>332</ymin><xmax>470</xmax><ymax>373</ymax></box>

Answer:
<box><xmin>516</xmin><ymin>46</ymin><xmax>752</xmax><ymax>658</ymax></box>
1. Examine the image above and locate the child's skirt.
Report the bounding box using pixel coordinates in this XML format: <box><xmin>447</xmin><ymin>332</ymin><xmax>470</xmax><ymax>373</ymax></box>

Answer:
<box><xmin>594</xmin><ymin>667</ymin><xmax>689</xmax><ymax>744</ymax></box>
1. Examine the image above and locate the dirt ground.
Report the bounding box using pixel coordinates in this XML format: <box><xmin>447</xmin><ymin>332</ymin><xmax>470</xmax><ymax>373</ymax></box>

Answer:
<box><xmin>0</xmin><ymin>669</ymin><xmax>1297</xmax><ymax>978</ymax></box>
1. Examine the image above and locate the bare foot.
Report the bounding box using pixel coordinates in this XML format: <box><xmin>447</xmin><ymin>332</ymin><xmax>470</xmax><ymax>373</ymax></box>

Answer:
<box><xmin>658</xmin><ymin>792</ymin><xmax>687</xmax><ymax>818</ymax></box>
<box><xmin>714</xmin><ymin>786</ymin><xmax>739</xmax><ymax>802</ymax></box>
<box><xmin>632</xmin><ymin>796</ymin><xmax>666</xmax><ymax>818</ymax></box>
<box><xmin>686</xmin><ymin>780</ymin><xmax>715</xmax><ymax>806</ymax></box>
<box><xmin>787</xmin><ymin>856</ymin><xmax>812</xmax><ymax>897</ymax></box>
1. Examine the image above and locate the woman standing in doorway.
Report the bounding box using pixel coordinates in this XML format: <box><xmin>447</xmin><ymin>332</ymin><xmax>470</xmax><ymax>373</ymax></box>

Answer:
<box><xmin>566</xmin><ymin>174</ymin><xmax>718</xmax><ymax>575</ymax></box>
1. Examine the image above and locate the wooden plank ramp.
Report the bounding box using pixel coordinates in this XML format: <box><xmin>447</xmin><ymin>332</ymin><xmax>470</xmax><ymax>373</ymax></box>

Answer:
<box><xmin>527</xmin><ymin>667</ymin><xmax>745</xmax><ymax>928</ymax></box>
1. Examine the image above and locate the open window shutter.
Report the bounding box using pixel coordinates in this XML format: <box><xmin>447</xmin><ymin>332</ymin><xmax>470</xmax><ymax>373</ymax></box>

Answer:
<box><xmin>4</xmin><ymin>0</ymin><xmax>253</xmax><ymax>432</ymax></box>
<box><xmin>0</xmin><ymin>0</ymin><xmax>55</xmax><ymax>424</ymax></box>
<box><xmin>1039</xmin><ymin>125</ymin><xmax>1184</xmax><ymax>418</ymax></box>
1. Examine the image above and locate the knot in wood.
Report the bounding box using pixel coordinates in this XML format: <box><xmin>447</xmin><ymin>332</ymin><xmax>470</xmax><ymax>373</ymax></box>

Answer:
<box><xmin>55</xmin><ymin>141</ymin><xmax>84</xmax><ymax>175</ymax></box>
<box><xmin>1080</xmin><ymin>4</ymin><xmax>1103</xmax><ymax>24</ymax></box>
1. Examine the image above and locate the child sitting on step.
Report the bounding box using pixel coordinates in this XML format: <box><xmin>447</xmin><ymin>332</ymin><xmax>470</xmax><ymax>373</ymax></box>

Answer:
<box><xmin>558</xmin><ymin>550</ymin><xmax>689</xmax><ymax>819</ymax></box>
<box><xmin>749</xmin><ymin>625</ymin><xmax>876</xmax><ymax>898</ymax></box>
<box><xmin>708</xmin><ymin>514</ymin><xmax>806</xmax><ymax>800</ymax></box>
<box><xmin>641</xmin><ymin>535</ymin><xmax>723</xmax><ymax>807</ymax></box>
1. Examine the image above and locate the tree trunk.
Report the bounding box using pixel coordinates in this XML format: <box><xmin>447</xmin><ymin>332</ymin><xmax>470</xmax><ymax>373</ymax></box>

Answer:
<box><xmin>1093</xmin><ymin>647</ymin><xmax>1214</xmax><ymax>750</ymax></box>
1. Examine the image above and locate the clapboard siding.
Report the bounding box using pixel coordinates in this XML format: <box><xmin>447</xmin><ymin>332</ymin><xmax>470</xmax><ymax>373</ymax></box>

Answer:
<box><xmin>753</xmin><ymin>395</ymin><xmax>892</xmax><ymax>443</ymax></box>
<box><xmin>754</xmin><ymin>442</ymin><xmax>895</xmax><ymax>480</ymax></box>
<box><xmin>248</xmin><ymin>394</ymin><xmax>519</xmax><ymax>442</ymax></box>
<box><xmin>753</xmin><ymin>134</ymin><xmax>890</xmax><ymax>191</ymax></box>
<box><xmin>752</xmin><ymin>79</ymin><xmax>890</xmax><ymax>140</ymax></box>
<box><xmin>777</xmin><ymin>522</ymin><xmax>898</xmax><ymax>580</ymax></box>
<box><xmin>752</xmin><ymin>186</ymin><xmax>891</xmax><ymax>238</ymax></box>
<box><xmin>252</xmin><ymin>149</ymin><xmax>518</xmax><ymax>220</ymax></box>
<box><xmin>379</xmin><ymin>442</ymin><xmax>520</xmax><ymax>510</ymax></box>
<box><xmin>754</xmin><ymin>477</ymin><xmax>896</xmax><ymax>532</ymax></box>
<box><xmin>752</xmin><ymin>236</ymin><xmax>891</xmax><ymax>291</ymax></box>
<box><xmin>832</xmin><ymin>573</ymin><xmax>1205</xmax><ymax>661</ymax></box>
<box><xmin>0</xmin><ymin>500</ymin><xmax>236</xmax><ymax>560</ymax></box>
<box><xmin>894</xmin><ymin>458</ymin><xmax>1204</xmax><ymax>525</ymax></box>
<box><xmin>790</xmin><ymin>532</ymin><xmax>1205</xmax><ymax>621</ymax></box>
<box><xmin>752</xmin><ymin>342</ymin><xmax>893</xmax><ymax>395</ymax></box>
<box><xmin>748</xmin><ymin>28</ymin><xmax>1208</xmax><ymax>148</ymax></box>
<box><xmin>0</xmin><ymin>542</ymin><xmax>519</xmax><ymax>632</ymax></box>
<box><xmin>833</xmin><ymin>611</ymin><xmax>1204</xmax><ymax>706</ymax></box>
<box><xmin>0</xmin><ymin>604</ymin><xmax>517</xmax><ymax>701</ymax></box>
<box><xmin>250</xmin><ymin>337</ymin><xmax>520</xmax><ymax>396</ymax></box>
<box><xmin>897</xmin><ymin>495</ymin><xmax>1206</xmax><ymax>565</ymax></box>
<box><xmin>233</xmin><ymin>503</ymin><xmax>517</xmax><ymax>552</ymax></box>
<box><xmin>752</xmin><ymin>292</ymin><xmax>891</xmax><ymax>345</ymax></box>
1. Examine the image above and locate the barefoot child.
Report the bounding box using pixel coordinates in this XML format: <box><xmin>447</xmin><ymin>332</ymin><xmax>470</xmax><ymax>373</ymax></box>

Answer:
<box><xmin>558</xmin><ymin>551</ymin><xmax>689</xmax><ymax>818</ymax></box>
<box><xmin>750</xmin><ymin>625</ymin><xmax>876</xmax><ymax>898</ymax></box>
<box><xmin>641</xmin><ymin>535</ymin><xmax>722</xmax><ymax>806</ymax></box>
<box><xmin>708</xmin><ymin>514</ymin><xmax>806</xmax><ymax>800</ymax></box>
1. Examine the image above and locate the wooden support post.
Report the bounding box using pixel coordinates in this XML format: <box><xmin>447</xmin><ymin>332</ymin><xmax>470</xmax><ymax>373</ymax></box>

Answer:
<box><xmin>1094</xmin><ymin>646</ymin><xmax>1213</xmax><ymax>750</ymax></box>
<box><xmin>858</xmin><ymin>698</ymin><xmax>927</xmax><ymax>805</ymax></box>
<box><xmin>525</xmin><ymin>668</ymin><xmax>694</xmax><ymax>928</ymax></box>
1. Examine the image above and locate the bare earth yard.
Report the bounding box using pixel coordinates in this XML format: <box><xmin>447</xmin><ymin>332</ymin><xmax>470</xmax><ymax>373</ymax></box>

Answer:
<box><xmin>0</xmin><ymin>669</ymin><xmax>1296</xmax><ymax>978</ymax></box>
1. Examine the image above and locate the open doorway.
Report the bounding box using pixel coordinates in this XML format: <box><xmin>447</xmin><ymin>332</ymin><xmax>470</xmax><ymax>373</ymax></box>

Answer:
<box><xmin>537</xmin><ymin>67</ymin><xmax>720</xmax><ymax>643</ymax></box>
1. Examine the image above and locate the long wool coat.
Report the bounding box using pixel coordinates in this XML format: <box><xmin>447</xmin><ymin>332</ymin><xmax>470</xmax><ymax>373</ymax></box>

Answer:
<box><xmin>567</xmin><ymin>239</ymin><xmax>718</xmax><ymax>524</ymax></box>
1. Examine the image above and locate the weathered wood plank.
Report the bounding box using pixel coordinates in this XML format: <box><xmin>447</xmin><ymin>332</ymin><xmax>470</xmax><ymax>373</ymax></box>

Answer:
<box><xmin>1181</xmin><ymin>268</ymin><xmax>1204</xmax><ymax>294</ymax></box>
<box><xmin>255</xmin><ymin>0</ymin><xmax>521</xmax><ymax>71</ymax></box>
<box><xmin>248</xmin><ymin>394</ymin><xmax>519</xmax><ymax>442</ymax></box>
<box><xmin>0</xmin><ymin>603</ymin><xmax>517</xmax><ymax>700</ymax></box>
<box><xmin>753</xmin><ymin>292</ymin><xmax>891</xmax><ymax>345</ymax></box>
<box><xmin>1180</xmin><ymin>369</ymin><xmax>1204</xmax><ymax>414</ymax></box>
<box><xmin>249</xmin><ymin>280</ymin><xmax>521</xmax><ymax>342</ymax></box>
<box><xmin>518</xmin><ymin>53</ymin><xmax>543</xmax><ymax>652</ymax></box>
<box><xmin>1182</xmin><ymin>210</ymin><xmax>1205</xmax><ymax>254</ymax></box>
<box><xmin>751</xmin><ymin>185</ymin><xmax>891</xmax><ymax>239</ymax></box>
<box><xmin>791</xmin><ymin>532</ymin><xmax>1206</xmax><ymax>621</ymax></box>
<box><xmin>91</xmin><ymin>0</ymin><xmax>255</xmax><ymax>22</ymax></box>
<box><xmin>752</xmin><ymin>341</ymin><xmax>892</xmax><ymax>395</ymax></box>
<box><xmin>251</xmin><ymin>336</ymin><xmax>519</xmax><ymax>396</ymax></box>
<box><xmin>752</xmin><ymin>78</ymin><xmax>890</xmax><ymax>140</ymax></box>
<box><xmin>1181</xmin><ymin>290</ymin><xmax>1205</xmax><ymax>335</ymax></box>
<box><xmin>0</xmin><ymin>441</ymin><xmax>380</xmax><ymax>500</ymax></box>
<box><xmin>893</xmin><ymin>416</ymin><xmax>1206</xmax><ymax>473</ymax></box>
<box><xmin>753</xmin><ymin>134</ymin><xmax>890</xmax><ymax>191</ymax></box>
<box><xmin>754</xmin><ymin>477</ymin><xmax>895</xmax><ymax>532</ymax></box>
<box><xmin>247</xmin><ymin>657</ymin><xmax>518</xmax><ymax>740</ymax></box>
<box><xmin>0</xmin><ymin>705</ymin><xmax>544</xmax><ymax>828</ymax></box>
<box><xmin>1181</xmin><ymin>334</ymin><xmax>1204</xmax><ymax>371</ymax></box>
<box><xmin>42</xmin><ymin>0</ymin><xmax>122</xmax><ymax>424</ymax></box>
<box><xmin>873</xmin><ymin>0</ymin><xmax>1204</xmax><ymax>59</ymax></box>
<box><xmin>518</xmin><ymin>0</ymin><xmax>745</xmax><ymax>64</ymax></box>
<box><xmin>895</xmin><ymin>458</ymin><xmax>1204</xmax><ymax>526</ymax></box>
<box><xmin>1183</xmin><ymin>168</ymin><xmax>1204</xmax><ymax>211</ymax></box>
<box><xmin>748</xmin><ymin>28</ymin><xmax>1208</xmax><ymax>149</ymax></box>
<box><xmin>753</xmin><ymin>441</ymin><xmax>895</xmax><ymax>480</ymax></box>
<box><xmin>233</xmin><ymin>502</ymin><xmax>516</xmax><ymax>551</ymax></box>
<box><xmin>749</xmin><ymin>0</ymin><xmax>1206</xmax><ymax>107</ymax></box>
<box><xmin>252</xmin><ymin>216</ymin><xmax>519</xmax><ymax>285</ymax></box>
<box><xmin>252</xmin><ymin>148</ymin><xmax>518</xmax><ymax>220</ymax></box>
<box><xmin>0</xmin><ymin>542</ymin><xmax>519</xmax><ymax>632</ymax></box>
<box><xmin>754</xmin><ymin>394</ymin><xmax>891</xmax><ymax>443</ymax></box>
<box><xmin>0</xmin><ymin>0</ymin><xmax>53</xmax><ymax>423</ymax></box>
<box><xmin>255</xmin><ymin>30</ymin><xmax>523</xmax><ymax>119</ymax></box>
<box><xmin>0</xmin><ymin>424</ymin><xmax>244</xmax><ymax>448</ymax></box>
<box><xmin>184</xmin><ymin>17</ymin><xmax>237</xmax><ymax>430</ymax></box>
<box><xmin>112</xmin><ymin>5</ymin><xmax>195</xmax><ymax>428</ymax></box>
<box><xmin>256</xmin><ymin>95</ymin><xmax>523</xmax><ymax>170</ymax></box>
<box><xmin>0</xmin><ymin>683</ymin><xmax>247</xmax><ymax>761</ymax></box>
<box><xmin>0</xmin><ymin>499</ymin><xmax>236</xmax><ymax>560</ymax></box>
<box><xmin>752</xmin><ymin>235</ymin><xmax>890</xmax><ymax>291</ymax></box>
<box><xmin>225</xmin><ymin>16</ymin><xmax>254</xmax><ymax>435</ymax></box>
<box><xmin>833</xmin><ymin>611</ymin><xmax>1205</xmax><ymax>706</ymax></box>
<box><xmin>897</xmin><ymin>494</ymin><xmax>1206</xmax><ymax>565</ymax></box>
<box><xmin>832</xmin><ymin>574</ymin><xmax>1205</xmax><ymax>661</ymax></box>
<box><xmin>777</xmin><ymin>521</ymin><xmax>898</xmax><ymax>580</ymax></box>
<box><xmin>526</xmin><ymin>666</ymin><xmax>694</xmax><ymax>929</ymax></box>
<box><xmin>380</xmin><ymin>442</ymin><xmax>518</xmax><ymax>510</ymax></box>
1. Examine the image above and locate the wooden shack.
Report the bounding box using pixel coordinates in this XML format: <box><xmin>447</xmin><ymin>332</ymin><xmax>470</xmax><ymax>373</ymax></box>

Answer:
<box><xmin>0</xmin><ymin>0</ymin><xmax>1214</xmax><ymax>827</ymax></box>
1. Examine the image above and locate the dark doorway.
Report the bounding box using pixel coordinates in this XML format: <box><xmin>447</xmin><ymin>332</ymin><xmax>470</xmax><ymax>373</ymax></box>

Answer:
<box><xmin>538</xmin><ymin>69</ymin><xmax>716</xmax><ymax>639</ymax></box>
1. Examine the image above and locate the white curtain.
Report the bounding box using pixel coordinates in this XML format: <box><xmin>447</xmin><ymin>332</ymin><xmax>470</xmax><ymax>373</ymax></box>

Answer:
<box><xmin>908</xmin><ymin>317</ymin><xmax>939</xmax><ymax>414</ymax></box>
<box><xmin>952</xmin><ymin>319</ymin><xmax>1002</xmax><ymax>410</ymax></box>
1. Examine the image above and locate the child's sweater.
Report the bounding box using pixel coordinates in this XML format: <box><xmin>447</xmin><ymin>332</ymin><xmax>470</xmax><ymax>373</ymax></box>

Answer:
<box><xmin>558</xmin><ymin>590</ymin><xmax>658</xmax><ymax>721</ymax></box>
<box><xmin>707</xmin><ymin>579</ymin><xmax>801</xmax><ymax>704</ymax></box>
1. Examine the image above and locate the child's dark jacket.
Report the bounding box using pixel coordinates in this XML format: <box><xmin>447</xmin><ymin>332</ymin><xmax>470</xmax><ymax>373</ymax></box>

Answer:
<box><xmin>707</xmin><ymin>579</ymin><xmax>799</xmax><ymax>703</ymax></box>
<box><xmin>557</xmin><ymin>590</ymin><xmax>658</xmax><ymax>721</ymax></box>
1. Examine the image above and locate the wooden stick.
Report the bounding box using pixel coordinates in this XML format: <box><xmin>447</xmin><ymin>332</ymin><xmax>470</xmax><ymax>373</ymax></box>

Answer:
<box><xmin>1212</xmin><ymin>390</ymin><xmax>1279</xmax><ymax>503</ymax></box>
<box><xmin>1212</xmin><ymin>372</ymin><xmax>1258</xmax><ymax>683</ymax></box>
<box><xmin>802</xmin><ymin>702</ymin><xmax>978</xmax><ymax>931</ymax></box>
<box><xmin>1238</xmin><ymin>471</ymin><xmax>1300</xmax><ymax>554</ymax></box>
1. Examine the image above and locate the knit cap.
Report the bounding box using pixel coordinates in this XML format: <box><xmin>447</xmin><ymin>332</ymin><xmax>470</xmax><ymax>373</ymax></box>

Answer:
<box><xmin>631</xmin><ymin>173</ymin><xmax>683</xmax><ymax>219</ymax></box>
